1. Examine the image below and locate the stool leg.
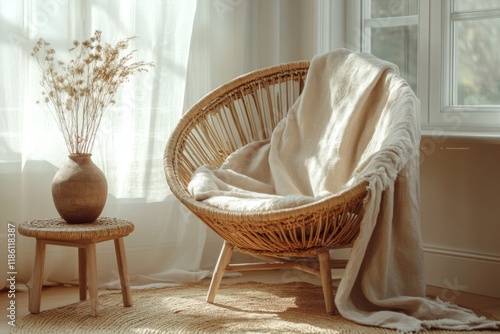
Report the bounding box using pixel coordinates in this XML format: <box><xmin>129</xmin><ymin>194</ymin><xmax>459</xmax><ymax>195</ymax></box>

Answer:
<box><xmin>78</xmin><ymin>247</ymin><xmax>87</xmax><ymax>300</ymax></box>
<box><xmin>87</xmin><ymin>244</ymin><xmax>98</xmax><ymax>316</ymax></box>
<box><xmin>114</xmin><ymin>238</ymin><xmax>132</xmax><ymax>307</ymax></box>
<box><xmin>28</xmin><ymin>240</ymin><xmax>46</xmax><ymax>314</ymax></box>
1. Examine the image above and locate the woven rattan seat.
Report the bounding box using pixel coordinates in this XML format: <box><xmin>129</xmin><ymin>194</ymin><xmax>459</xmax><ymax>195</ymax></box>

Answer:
<box><xmin>19</xmin><ymin>217</ymin><xmax>134</xmax><ymax>240</ymax></box>
<box><xmin>19</xmin><ymin>217</ymin><xmax>134</xmax><ymax>316</ymax></box>
<box><xmin>164</xmin><ymin>61</ymin><xmax>368</xmax><ymax>314</ymax></box>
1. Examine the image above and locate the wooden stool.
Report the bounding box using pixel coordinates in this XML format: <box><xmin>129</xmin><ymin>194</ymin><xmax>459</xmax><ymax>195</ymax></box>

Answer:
<box><xmin>19</xmin><ymin>217</ymin><xmax>134</xmax><ymax>316</ymax></box>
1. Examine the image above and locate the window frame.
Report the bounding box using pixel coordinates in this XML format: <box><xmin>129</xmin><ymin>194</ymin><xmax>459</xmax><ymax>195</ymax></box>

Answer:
<box><xmin>430</xmin><ymin>0</ymin><xmax>500</xmax><ymax>129</ymax></box>
<box><xmin>340</xmin><ymin>0</ymin><xmax>500</xmax><ymax>133</ymax></box>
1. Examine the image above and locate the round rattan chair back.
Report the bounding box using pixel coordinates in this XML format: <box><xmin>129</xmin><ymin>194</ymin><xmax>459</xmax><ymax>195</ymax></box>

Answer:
<box><xmin>164</xmin><ymin>61</ymin><xmax>370</xmax><ymax>314</ymax></box>
<box><xmin>164</xmin><ymin>61</ymin><xmax>368</xmax><ymax>257</ymax></box>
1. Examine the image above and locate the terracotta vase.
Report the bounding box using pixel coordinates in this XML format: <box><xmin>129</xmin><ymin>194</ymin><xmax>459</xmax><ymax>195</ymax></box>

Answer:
<box><xmin>51</xmin><ymin>154</ymin><xmax>108</xmax><ymax>224</ymax></box>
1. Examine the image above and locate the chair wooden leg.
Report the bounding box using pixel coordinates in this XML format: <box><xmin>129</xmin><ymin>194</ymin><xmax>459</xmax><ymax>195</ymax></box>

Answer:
<box><xmin>28</xmin><ymin>240</ymin><xmax>46</xmax><ymax>314</ymax></box>
<box><xmin>87</xmin><ymin>244</ymin><xmax>99</xmax><ymax>316</ymax></box>
<box><xmin>78</xmin><ymin>247</ymin><xmax>87</xmax><ymax>301</ymax></box>
<box><xmin>207</xmin><ymin>241</ymin><xmax>233</xmax><ymax>303</ymax></box>
<box><xmin>318</xmin><ymin>250</ymin><xmax>336</xmax><ymax>314</ymax></box>
<box><xmin>114</xmin><ymin>237</ymin><xmax>132</xmax><ymax>307</ymax></box>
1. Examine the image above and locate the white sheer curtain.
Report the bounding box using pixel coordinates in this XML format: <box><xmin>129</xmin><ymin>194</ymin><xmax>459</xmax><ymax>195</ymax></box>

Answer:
<box><xmin>185</xmin><ymin>0</ymin><xmax>316</xmax><ymax>108</ymax></box>
<box><xmin>1</xmin><ymin>0</ymin><xmax>318</xmax><ymax>290</ymax></box>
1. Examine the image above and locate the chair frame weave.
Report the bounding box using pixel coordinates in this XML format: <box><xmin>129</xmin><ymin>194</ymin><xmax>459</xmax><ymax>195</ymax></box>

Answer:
<box><xmin>164</xmin><ymin>61</ymin><xmax>368</xmax><ymax>313</ymax></box>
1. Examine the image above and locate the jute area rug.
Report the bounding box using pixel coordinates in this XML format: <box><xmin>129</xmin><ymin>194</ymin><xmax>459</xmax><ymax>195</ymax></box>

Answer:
<box><xmin>11</xmin><ymin>281</ymin><xmax>498</xmax><ymax>334</ymax></box>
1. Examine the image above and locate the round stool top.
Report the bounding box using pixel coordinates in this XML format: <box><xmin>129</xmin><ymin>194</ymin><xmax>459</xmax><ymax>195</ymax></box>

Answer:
<box><xmin>19</xmin><ymin>217</ymin><xmax>134</xmax><ymax>240</ymax></box>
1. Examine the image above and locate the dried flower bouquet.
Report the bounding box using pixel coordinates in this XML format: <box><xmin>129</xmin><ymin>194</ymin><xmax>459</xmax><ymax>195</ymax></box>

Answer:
<box><xmin>32</xmin><ymin>30</ymin><xmax>153</xmax><ymax>154</ymax></box>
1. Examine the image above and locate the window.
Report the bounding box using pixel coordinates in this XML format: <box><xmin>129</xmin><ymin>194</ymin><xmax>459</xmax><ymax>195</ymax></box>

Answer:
<box><xmin>347</xmin><ymin>0</ymin><xmax>500</xmax><ymax>132</ymax></box>
<box><xmin>362</xmin><ymin>0</ymin><xmax>419</xmax><ymax>93</ymax></box>
<box><xmin>447</xmin><ymin>1</ymin><xmax>500</xmax><ymax>107</ymax></box>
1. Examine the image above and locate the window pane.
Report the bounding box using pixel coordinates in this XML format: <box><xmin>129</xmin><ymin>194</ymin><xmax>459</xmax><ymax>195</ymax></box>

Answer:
<box><xmin>454</xmin><ymin>18</ymin><xmax>500</xmax><ymax>105</ymax></box>
<box><xmin>370</xmin><ymin>0</ymin><xmax>418</xmax><ymax>18</ymax></box>
<box><xmin>453</xmin><ymin>0</ymin><xmax>500</xmax><ymax>12</ymax></box>
<box><xmin>371</xmin><ymin>25</ymin><xmax>418</xmax><ymax>92</ymax></box>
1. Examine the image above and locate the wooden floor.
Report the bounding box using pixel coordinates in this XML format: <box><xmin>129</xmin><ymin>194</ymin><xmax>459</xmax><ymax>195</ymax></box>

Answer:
<box><xmin>1</xmin><ymin>270</ymin><xmax>499</xmax><ymax>332</ymax></box>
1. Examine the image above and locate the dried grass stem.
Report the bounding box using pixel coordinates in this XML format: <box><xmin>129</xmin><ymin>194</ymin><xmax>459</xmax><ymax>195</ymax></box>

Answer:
<box><xmin>32</xmin><ymin>30</ymin><xmax>154</xmax><ymax>154</ymax></box>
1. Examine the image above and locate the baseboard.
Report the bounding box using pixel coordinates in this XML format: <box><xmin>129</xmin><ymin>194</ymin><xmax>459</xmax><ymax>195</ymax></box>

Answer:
<box><xmin>424</xmin><ymin>245</ymin><xmax>500</xmax><ymax>298</ymax></box>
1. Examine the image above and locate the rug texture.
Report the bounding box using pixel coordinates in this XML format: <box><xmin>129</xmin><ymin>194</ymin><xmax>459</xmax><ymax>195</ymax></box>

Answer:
<box><xmin>11</xmin><ymin>281</ymin><xmax>498</xmax><ymax>334</ymax></box>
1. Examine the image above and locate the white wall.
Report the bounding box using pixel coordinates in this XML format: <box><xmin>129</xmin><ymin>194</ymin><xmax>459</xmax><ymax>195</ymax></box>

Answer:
<box><xmin>420</xmin><ymin>135</ymin><xmax>500</xmax><ymax>298</ymax></box>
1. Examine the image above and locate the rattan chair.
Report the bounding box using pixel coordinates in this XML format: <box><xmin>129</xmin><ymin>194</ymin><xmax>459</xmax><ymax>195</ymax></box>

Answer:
<box><xmin>163</xmin><ymin>61</ymin><xmax>368</xmax><ymax>314</ymax></box>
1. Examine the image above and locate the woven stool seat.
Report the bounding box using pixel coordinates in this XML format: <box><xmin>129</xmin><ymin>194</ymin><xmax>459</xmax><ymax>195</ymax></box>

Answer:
<box><xmin>19</xmin><ymin>217</ymin><xmax>134</xmax><ymax>240</ymax></box>
<box><xmin>19</xmin><ymin>217</ymin><xmax>134</xmax><ymax>316</ymax></box>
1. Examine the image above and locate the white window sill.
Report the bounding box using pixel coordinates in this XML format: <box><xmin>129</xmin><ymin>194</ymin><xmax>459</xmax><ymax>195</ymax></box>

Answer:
<box><xmin>421</xmin><ymin>125</ymin><xmax>500</xmax><ymax>145</ymax></box>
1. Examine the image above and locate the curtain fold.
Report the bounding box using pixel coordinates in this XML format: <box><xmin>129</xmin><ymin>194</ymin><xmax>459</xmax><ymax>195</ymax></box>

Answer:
<box><xmin>1</xmin><ymin>0</ymin><xmax>318</xmax><ymax>290</ymax></box>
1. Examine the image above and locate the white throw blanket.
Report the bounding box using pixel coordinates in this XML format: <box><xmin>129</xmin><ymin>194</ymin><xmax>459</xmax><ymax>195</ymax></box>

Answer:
<box><xmin>188</xmin><ymin>49</ymin><xmax>500</xmax><ymax>332</ymax></box>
